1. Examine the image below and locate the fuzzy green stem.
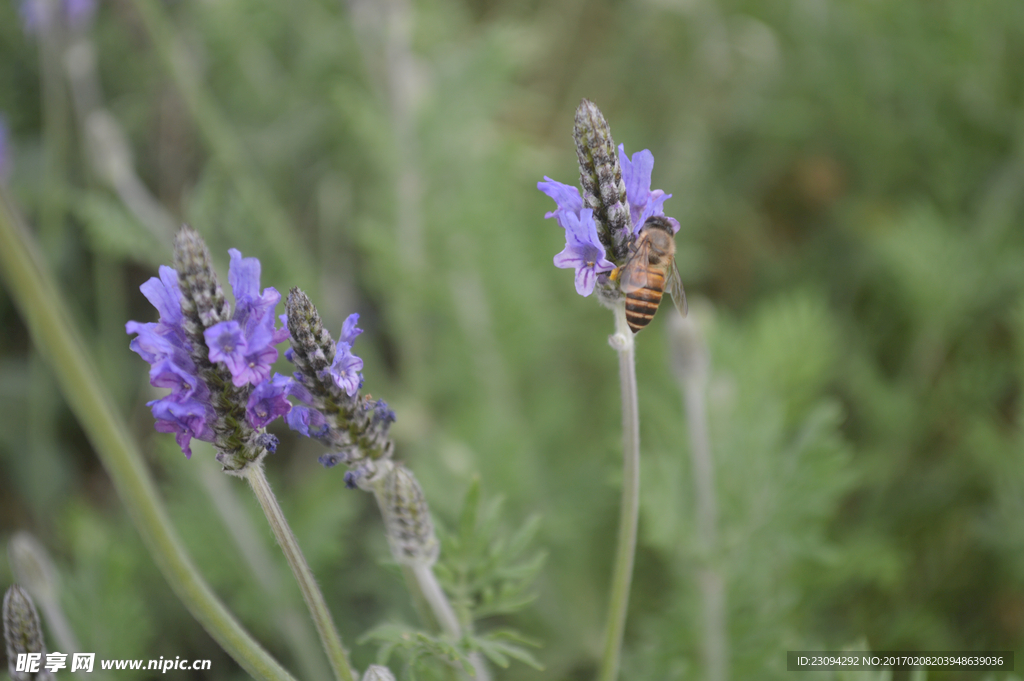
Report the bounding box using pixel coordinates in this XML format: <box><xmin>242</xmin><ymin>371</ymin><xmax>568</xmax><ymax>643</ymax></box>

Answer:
<box><xmin>0</xmin><ymin>189</ymin><xmax>296</xmax><ymax>681</ymax></box>
<box><xmin>598</xmin><ymin>303</ymin><xmax>640</xmax><ymax>681</ymax></box>
<box><xmin>408</xmin><ymin>564</ymin><xmax>460</xmax><ymax>640</ymax></box>
<box><xmin>243</xmin><ymin>464</ymin><xmax>356</xmax><ymax>681</ymax></box>
<box><xmin>403</xmin><ymin>564</ymin><xmax>491</xmax><ymax>681</ymax></box>
<box><xmin>194</xmin><ymin>455</ymin><xmax>333</xmax><ymax>681</ymax></box>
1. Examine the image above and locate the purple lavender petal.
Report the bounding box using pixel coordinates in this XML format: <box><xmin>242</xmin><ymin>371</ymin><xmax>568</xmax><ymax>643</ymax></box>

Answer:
<box><xmin>636</xmin><ymin>190</ymin><xmax>671</xmax><ymax>232</ymax></box>
<box><xmin>552</xmin><ymin>209</ymin><xmax>615</xmax><ymax>297</ymax></box>
<box><xmin>573</xmin><ymin>267</ymin><xmax>597</xmax><ymax>297</ymax></box>
<box><xmin>149</xmin><ymin>357</ymin><xmax>202</xmax><ymax>398</ymax></box>
<box><xmin>149</xmin><ymin>397</ymin><xmax>215</xmax><ymax>458</ymax></box>
<box><xmin>285</xmin><ymin>376</ymin><xmax>315</xmax><ymax>404</ymax></box>
<box><xmin>370</xmin><ymin>399</ymin><xmax>396</xmax><ymax>425</ymax></box>
<box><xmin>619</xmin><ymin>146</ymin><xmax>654</xmax><ymax>229</ymax></box>
<box><xmin>321</xmin><ymin>452</ymin><xmax>349</xmax><ymax>469</ymax></box>
<box><xmin>538</xmin><ymin>177</ymin><xmax>584</xmax><ymax>221</ymax></box>
<box><xmin>618</xmin><ymin>144</ymin><xmax>677</xmax><ymax>235</ymax></box>
<box><xmin>274</xmin><ymin>313</ymin><xmax>290</xmax><ymax>345</ymax></box>
<box><xmin>205</xmin><ymin>320</ymin><xmax>249</xmax><ymax>377</ymax></box>
<box><xmin>126</xmin><ymin>321</ymin><xmax>177</xmax><ymax>363</ymax></box>
<box><xmin>286</xmin><ymin>405</ymin><xmax>328</xmax><ymax>438</ymax></box>
<box><xmin>138</xmin><ymin>267</ymin><xmax>184</xmax><ymax>328</ymax></box>
<box><xmin>327</xmin><ymin>342</ymin><xmax>363</xmax><ymax>396</ymax></box>
<box><xmin>339</xmin><ymin>313</ymin><xmax>363</xmax><ymax>345</ymax></box>
<box><xmin>246</xmin><ymin>374</ymin><xmax>292</xmax><ymax>428</ymax></box>
<box><xmin>233</xmin><ymin>342</ymin><xmax>278</xmax><ymax>388</ymax></box>
<box><xmin>228</xmin><ymin>248</ymin><xmax>261</xmax><ymax>303</ymax></box>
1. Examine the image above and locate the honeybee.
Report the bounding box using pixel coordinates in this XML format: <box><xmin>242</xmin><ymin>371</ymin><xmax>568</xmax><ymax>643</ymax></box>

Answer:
<box><xmin>612</xmin><ymin>215</ymin><xmax>687</xmax><ymax>333</ymax></box>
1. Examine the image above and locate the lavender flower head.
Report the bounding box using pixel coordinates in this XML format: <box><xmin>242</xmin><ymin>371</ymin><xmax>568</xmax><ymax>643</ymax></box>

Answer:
<box><xmin>538</xmin><ymin>99</ymin><xmax>678</xmax><ymax>302</ymax></box>
<box><xmin>126</xmin><ymin>227</ymin><xmax>291</xmax><ymax>470</ymax></box>
<box><xmin>283</xmin><ymin>288</ymin><xmax>395</xmax><ymax>476</ymax></box>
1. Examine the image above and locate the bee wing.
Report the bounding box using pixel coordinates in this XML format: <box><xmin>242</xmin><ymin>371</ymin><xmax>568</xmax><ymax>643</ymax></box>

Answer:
<box><xmin>667</xmin><ymin>262</ymin><xmax>687</xmax><ymax>317</ymax></box>
<box><xmin>618</xmin><ymin>239</ymin><xmax>653</xmax><ymax>293</ymax></box>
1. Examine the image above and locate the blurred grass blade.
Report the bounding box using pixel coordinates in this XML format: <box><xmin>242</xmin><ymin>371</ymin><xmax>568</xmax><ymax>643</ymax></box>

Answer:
<box><xmin>0</xmin><ymin>187</ymin><xmax>297</xmax><ymax>681</ymax></box>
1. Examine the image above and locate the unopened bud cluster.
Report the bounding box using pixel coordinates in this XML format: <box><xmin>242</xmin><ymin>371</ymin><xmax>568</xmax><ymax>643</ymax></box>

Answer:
<box><xmin>574</xmin><ymin>99</ymin><xmax>631</xmax><ymax>262</ymax></box>
<box><xmin>3</xmin><ymin>586</ymin><xmax>51</xmax><ymax>681</ymax></box>
<box><xmin>373</xmin><ymin>461</ymin><xmax>439</xmax><ymax>566</ymax></box>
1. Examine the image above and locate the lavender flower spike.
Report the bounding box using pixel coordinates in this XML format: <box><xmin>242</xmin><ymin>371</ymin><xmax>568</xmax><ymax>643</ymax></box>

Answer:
<box><xmin>126</xmin><ymin>227</ymin><xmax>291</xmax><ymax>470</ymax></box>
<box><xmin>284</xmin><ymin>289</ymin><xmax>394</xmax><ymax>468</ymax></box>
<box><xmin>538</xmin><ymin>99</ymin><xmax>678</xmax><ymax>303</ymax></box>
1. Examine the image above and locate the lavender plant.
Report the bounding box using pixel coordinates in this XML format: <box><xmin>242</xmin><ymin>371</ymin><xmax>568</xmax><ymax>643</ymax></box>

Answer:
<box><xmin>538</xmin><ymin>99</ymin><xmax>681</xmax><ymax>681</ymax></box>
<box><xmin>120</xmin><ymin>224</ymin><xmax>540</xmax><ymax>680</ymax></box>
<box><xmin>125</xmin><ymin>226</ymin><xmax>355</xmax><ymax>681</ymax></box>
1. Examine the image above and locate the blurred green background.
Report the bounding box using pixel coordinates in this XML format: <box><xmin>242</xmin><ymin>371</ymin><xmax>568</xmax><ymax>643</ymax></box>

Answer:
<box><xmin>2</xmin><ymin>0</ymin><xmax>1024</xmax><ymax>679</ymax></box>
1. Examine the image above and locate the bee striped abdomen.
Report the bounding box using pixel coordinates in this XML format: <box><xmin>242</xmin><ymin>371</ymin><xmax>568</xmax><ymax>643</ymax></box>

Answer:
<box><xmin>624</xmin><ymin>269</ymin><xmax>665</xmax><ymax>333</ymax></box>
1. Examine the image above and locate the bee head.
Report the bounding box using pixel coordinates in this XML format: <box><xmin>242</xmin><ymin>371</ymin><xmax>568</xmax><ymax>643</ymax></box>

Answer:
<box><xmin>641</xmin><ymin>215</ymin><xmax>675</xmax><ymax>234</ymax></box>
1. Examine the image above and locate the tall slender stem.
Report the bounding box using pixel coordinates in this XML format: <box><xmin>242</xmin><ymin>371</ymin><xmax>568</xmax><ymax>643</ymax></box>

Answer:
<box><xmin>195</xmin><ymin>456</ymin><xmax>333</xmax><ymax>681</ymax></box>
<box><xmin>392</xmin><ymin>543</ymin><xmax>490</xmax><ymax>681</ymax></box>
<box><xmin>243</xmin><ymin>465</ymin><xmax>357</xmax><ymax>681</ymax></box>
<box><xmin>0</xmin><ymin>188</ymin><xmax>296</xmax><ymax>681</ymax></box>
<box><xmin>598</xmin><ymin>302</ymin><xmax>640</xmax><ymax>681</ymax></box>
<box><xmin>406</xmin><ymin>565</ymin><xmax>460</xmax><ymax>639</ymax></box>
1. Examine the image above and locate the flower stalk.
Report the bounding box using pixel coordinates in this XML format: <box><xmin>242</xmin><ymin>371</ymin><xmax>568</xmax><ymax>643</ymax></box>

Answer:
<box><xmin>244</xmin><ymin>464</ymin><xmax>356</xmax><ymax>681</ymax></box>
<box><xmin>599</xmin><ymin>303</ymin><xmax>641</xmax><ymax>681</ymax></box>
